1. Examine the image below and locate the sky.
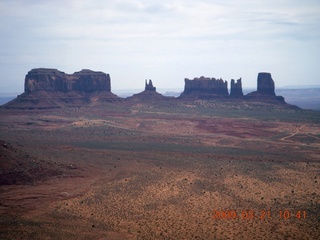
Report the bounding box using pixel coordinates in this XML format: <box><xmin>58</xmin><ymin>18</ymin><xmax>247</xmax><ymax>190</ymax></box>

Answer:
<box><xmin>0</xmin><ymin>0</ymin><xmax>320</xmax><ymax>93</ymax></box>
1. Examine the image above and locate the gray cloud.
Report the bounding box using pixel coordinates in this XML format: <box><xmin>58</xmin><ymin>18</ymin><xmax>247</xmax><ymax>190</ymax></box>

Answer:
<box><xmin>0</xmin><ymin>0</ymin><xmax>320</xmax><ymax>92</ymax></box>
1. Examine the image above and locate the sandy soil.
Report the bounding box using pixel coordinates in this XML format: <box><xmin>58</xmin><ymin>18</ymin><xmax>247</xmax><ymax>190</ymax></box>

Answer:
<box><xmin>0</xmin><ymin>101</ymin><xmax>319</xmax><ymax>239</ymax></box>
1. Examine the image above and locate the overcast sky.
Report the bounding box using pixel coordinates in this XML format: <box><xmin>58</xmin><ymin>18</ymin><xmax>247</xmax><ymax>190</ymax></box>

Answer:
<box><xmin>0</xmin><ymin>0</ymin><xmax>319</xmax><ymax>93</ymax></box>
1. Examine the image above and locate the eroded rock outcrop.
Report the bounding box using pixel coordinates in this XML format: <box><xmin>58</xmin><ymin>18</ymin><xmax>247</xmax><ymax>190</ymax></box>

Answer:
<box><xmin>3</xmin><ymin>68</ymin><xmax>120</xmax><ymax>109</ymax></box>
<box><xmin>127</xmin><ymin>80</ymin><xmax>172</xmax><ymax>101</ymax></box>
<box><xmin>179</xmin><ymin>76</ymin><xmax>228</xmax><ymax>99</ymax></box>
<box><xmin>246</xmin><ymin>72</ymin><xmax>284</xmax><ymax>102</ymax></box>
<box><xmin>257</xmin><ymin>72</ymin><xmax>275</xmax><ymax>96</ymax></box>
<box><xmin>230</xmin><ymin>78</ymin><xmax>243</xmax><ymax>97</ymax></box>
<box><xmin>145</xmin><ymin>79</ymin><xmax>156</xmax><ymax>91</ymax></box>
<box><xmin>2</xmin><ymin>68</ymin><xmax>290</xmax><ymax>109</ymax></box>
<box><xmin>25</xmin><ymin>68</ymin><xmax>111</xmax><ymax>93</ymax></box>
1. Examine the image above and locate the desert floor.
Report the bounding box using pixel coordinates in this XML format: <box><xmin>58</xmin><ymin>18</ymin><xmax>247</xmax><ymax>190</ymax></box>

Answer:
<box><xmin>0</xmin><ymin>100</ymin><xmax>320</xmax><ymax>239</ymax></box>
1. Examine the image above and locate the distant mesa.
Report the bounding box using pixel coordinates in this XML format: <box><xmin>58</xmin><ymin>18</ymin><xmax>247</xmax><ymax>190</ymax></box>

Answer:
<box><xmin>179</xmin><ymin>76</ymin><xmax>229</xmax><ymax>99</ymax></box>
<box><xmin>179</xmin><ymin>73</ymin><xmax>285</xmax><ymax>103</ymax></box>
<box><xmin>127</xmin><ymin>79</ymin><xmax>172</xmax><ymax>101</ymax></box>
<box><xmin>246</xmin><ymin>72</ymin><xmax>285</xmax><ymax>102</ymax></box>
<box><xmin>3</xmin><ymin>68</ymin><xmax>121</xmax><ymax>109</ymax></box>
<box><xmin>24</xmin><ymin>68</ymin><xmax>111</xmax><ymax>93</ymax></box>
<box><xmin>1</xmin><ymin>68</ymin><xmax>289</xmax><ymax>109</ymax></box>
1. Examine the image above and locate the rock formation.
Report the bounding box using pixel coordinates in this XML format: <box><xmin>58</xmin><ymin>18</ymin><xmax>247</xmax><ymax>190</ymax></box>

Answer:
<box><xmin>3</xmin><ymin>68</ymin><xmax>120</xmax><ymax>109</ymax></box>
<box><xmin>246</xmin><ymin>72</ymin><xmax>284</xmax><ymax>102</ymax></box>
<box><xmin>145</xmin><ymin>79</ymin><xmax>156</xmax><ymax>91</ymax></box>
<box><xmin>179</xmin><ymin>76</ymin><xmax>228</xmax><ymax>99</ymax></box>
<box><xmin>1</xmin><ymin>68</ymin><xmax>290</xmax><ymax>109</ymax></box>
<box><xmin>24</xmin><ymin>68</ymin><xmax>111</xmax><ymax>93</ymax></box>
<box><xmin>257</xmin><ymin>72</ymin><xmax>275</xmax><ymax>96</ymax></box>
<box><xmin>230</xmin><ymin>78</ymin><xmax>243</xmax><ymax>97</ymax></box>
<box><xmin>127</xmin><ymin>80</ymin><xmax>172</xmax><ymax>101</ymax></box>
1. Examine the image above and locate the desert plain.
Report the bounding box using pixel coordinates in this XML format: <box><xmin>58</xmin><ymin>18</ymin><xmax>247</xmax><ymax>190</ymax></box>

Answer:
<box><xmin>0</xmin><ymin>99</ymin><xmax>320</xmax><ymax>239</ymax></box>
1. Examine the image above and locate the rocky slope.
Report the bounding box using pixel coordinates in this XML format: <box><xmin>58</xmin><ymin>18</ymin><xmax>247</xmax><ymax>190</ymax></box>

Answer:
<box><xmin>0</xmin><ymin>140</ymin><xmax>65</xmax><ymax>185</ymax></box>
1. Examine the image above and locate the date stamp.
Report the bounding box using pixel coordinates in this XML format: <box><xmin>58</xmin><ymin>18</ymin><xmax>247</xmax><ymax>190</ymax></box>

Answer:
<box><xmin>212</xmin><ymin>210</ymin><xmax>307</xmax><ymax>220</ymax></box>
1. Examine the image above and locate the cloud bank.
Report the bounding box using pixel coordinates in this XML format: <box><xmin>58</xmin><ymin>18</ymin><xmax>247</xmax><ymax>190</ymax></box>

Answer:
<box><xmin>1</xmin><ymin>0</ymin><xmax>320</xmax><ymax>92</ymax></box>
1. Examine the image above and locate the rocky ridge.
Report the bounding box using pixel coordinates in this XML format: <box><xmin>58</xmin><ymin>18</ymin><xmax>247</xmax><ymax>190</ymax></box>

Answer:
<box><xmin>2</xmin><ymin>69</ymin><xmax>288</xmax><ymax>109</ymax></box>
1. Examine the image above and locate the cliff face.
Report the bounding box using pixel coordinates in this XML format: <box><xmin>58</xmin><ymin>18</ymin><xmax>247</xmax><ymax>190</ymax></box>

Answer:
<box><xmin>25</xmin><ymin>68</ymin><xmax>111</xmax><ymax>93</ymax></box>
<box><xmin>4</xmin><ymin>68</ymin><xmax>119</xmax><ymax>109</ymax></box>
<box><xmin>257</xmin><ymin>72</ymin><xmax>275</xmax><ymax>96</ymax></box>
<box><xmin>180</xmin><ymin>76</ymin><xmax>228</xmax><ymax>98</ymax></box>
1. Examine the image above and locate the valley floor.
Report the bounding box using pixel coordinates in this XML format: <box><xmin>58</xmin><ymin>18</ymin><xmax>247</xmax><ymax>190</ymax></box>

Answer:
<box><xmin>0</xmin><ymin>100</ymin><xmax>319</xmax><ymax>239</ymax></box>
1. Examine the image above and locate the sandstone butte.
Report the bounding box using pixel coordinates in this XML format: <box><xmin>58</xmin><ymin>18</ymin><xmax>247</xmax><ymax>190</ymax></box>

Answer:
<box><xmin>127</xmin><ymin>79</ymin><xmax>173</xmax><ymax>101</ymax></box>
<box><xmin>2</xmin><ymin>68</ymin><xmax>287</xmax><ymax>109</ymax></box>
